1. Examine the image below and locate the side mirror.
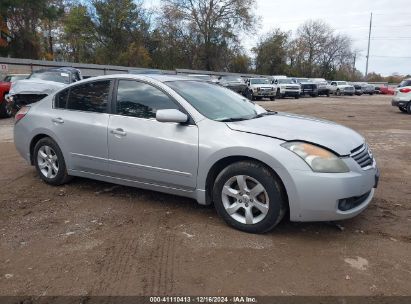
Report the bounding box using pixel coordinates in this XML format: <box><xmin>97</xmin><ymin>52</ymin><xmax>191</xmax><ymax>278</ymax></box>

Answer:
<box><xmin>156</xmin><ymin>109</ymin><xmax>188</xmax><ymax>124</ymax></box>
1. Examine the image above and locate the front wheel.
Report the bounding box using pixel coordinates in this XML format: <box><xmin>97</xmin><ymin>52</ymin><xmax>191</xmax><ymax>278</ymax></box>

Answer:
<box><xmin>247</xmin><ymin>90</ymin><xmax>254</xmax><ymax>101</ymax></box>
<box><xmin>34</xmin><ymin>137</ymin><xmax>72</xmax><ymax>185</ymax></box>
<box><xmin>270</xmin><ymin>96</ymin><xmax>275</xmax><ymax>101</ymax></box>
<box><xmin>407</xmin><ymin>102</ymin><xmax>411</xmax><ymax>114</ymax></box>
<box><xmin>213</xmin><ymin>161</ymin><xmax>287</xmax><ymax>233</ymax></box>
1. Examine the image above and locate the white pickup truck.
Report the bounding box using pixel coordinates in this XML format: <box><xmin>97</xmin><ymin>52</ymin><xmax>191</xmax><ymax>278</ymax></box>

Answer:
<box><xmin>272</xmin><ymin>77</ymin><xmax>301</xmax><ymax>99</ymax></box>
<box><xmin>329</xmin><ymin>81</ymin><xmax>355</xmax><ymax>96</ymax></box>
<box><xmin>244</xmin><ymin>78</ymin><xmax>277</xmax><ymax>101</ymax></box>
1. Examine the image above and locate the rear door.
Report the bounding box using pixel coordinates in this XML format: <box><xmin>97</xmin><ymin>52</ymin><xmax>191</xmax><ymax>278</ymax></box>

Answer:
<box><xmin>52</xmin><ymin>80</ymin><xmax>112</xmax><ymax>174</ymax></box>
<box><xmin>107</xmin><ymin>79</ymin><xmax>199</xmax><ymax>190</ymax></box>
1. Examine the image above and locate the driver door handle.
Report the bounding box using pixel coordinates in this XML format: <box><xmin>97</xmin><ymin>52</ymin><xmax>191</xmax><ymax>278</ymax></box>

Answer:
<box><xmin>111</xmin><ymin>128</ymin><xmax>127</xmax><ymax>137</ymax></box>
<box><xmin>52</xmin><ymin>117</ymin><xmax>64</xmax><ymax>124</ymax></box>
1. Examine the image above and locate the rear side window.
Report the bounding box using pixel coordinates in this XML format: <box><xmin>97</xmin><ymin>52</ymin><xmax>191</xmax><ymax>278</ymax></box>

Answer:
<box><xmin>116</xmin><ymin>80</ymin><xmax>179</xmax><ymax>119</ymax></box>
<box><xmin>399</xmin><ymin>80</ymin><xmax>411</xmax><ymax>87</ymax></box>
<box><xmin>66</xmin><ymin>80</ymin><xmax>111</xmax><ymax>113</ymax></box>
<box><xmin>55</xmin><ymin>89</ymin><xmax>69</xmax><ymax>108</ymax></box>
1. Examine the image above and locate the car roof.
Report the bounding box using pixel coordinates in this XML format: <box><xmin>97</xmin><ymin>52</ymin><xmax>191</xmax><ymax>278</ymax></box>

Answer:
<box><xmin>71</xmin><ymin>73</ymin><xmax>196</xmax><ymax>83</ymax></box>
<box><xmin>32</xmin><ymin>67</ymin><xmax>79</xmax><ymax>74</ymax></box>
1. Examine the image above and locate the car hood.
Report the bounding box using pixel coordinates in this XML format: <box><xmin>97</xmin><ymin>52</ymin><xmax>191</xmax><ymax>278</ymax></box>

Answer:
<box><xmin>250</xmin><ymin>83</ymin><xmax>275</xmax><ymax>89</ymax></box>
<box><xmin>9</xmin><ymin>79</ymin><xmax>67</xmax><ymax>95</ymax></box>
<box><xmin>226</xmin><ymin>112</ymin><xmax>364</xmax><ymax>155</ymax></box>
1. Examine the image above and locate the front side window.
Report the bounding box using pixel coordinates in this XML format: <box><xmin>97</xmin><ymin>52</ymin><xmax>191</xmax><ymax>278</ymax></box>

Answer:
<box><xmin>66</xmin><ymin>80</ymin><xmax>110</xmax><ymax>113</ymax></box>
<box><xmin>116</xmin><ymin>80</ymin><xmax>179</xmax><ymax>119</ymax></box>
<box><xmin>166</xmin><ymin>80</ymin><xmax>257</xmax><ymax>121</ymax></box>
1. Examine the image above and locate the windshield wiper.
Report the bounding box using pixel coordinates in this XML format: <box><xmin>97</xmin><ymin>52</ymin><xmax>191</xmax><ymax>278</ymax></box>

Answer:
<box><xmin>252</xmin><ymin>111</ymin><xmax>278</xmax><ymax>119</ymax></box>
<box><xmin>218</xmin><ymin>117</ymin><xmax>250</xmax><ymax>122</ymax></box>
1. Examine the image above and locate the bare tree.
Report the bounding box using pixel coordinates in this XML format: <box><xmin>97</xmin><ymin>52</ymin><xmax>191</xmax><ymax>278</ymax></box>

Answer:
<box><xmin>162</xmin><ymin>0</ymin><xmax>257</xmax><ymax>70</ymax></box>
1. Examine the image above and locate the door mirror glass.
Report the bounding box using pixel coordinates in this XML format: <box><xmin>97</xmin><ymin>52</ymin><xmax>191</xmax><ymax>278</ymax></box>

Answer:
<box><xmin>156</xmin><ymin>109</ymin><xmax>188</xmax><ymax>123</ymax></box>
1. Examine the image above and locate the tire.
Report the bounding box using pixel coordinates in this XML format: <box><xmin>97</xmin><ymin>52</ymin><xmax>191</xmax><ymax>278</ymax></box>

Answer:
<box><xmin>270</xmin><ymin>96</ymin><xmax>275</xmax><ymax>101</ymax></box>
<box><xmin>276</xmin><ymin>89</ymin><xmax>281</xmax><ymax>98</ymax></box>
<box><xmin>326</xmin><ymin>91</ymin><xmax>330</xmax><ymax>97</ymax></box>
<box><xmin>247</xmin><ymin>90</ymin><xmax>254</xmax><ymax>101</ymax></box>
<box><xmin>399</xmin><ymin>106</ymin><xmax>407</xmax><ymax>113</ymax></box>
<box><xmin>336</xmin><ymin>89</ymin><xmax>341</xmax><ymax>96</ymax></box>
<box><xmin>0</xmin><ymin>100</ymin><xmax>9</xmax><ymax>118</ymax></box>
<box><xmin>407</xmin><ymin>102</ymin><xmax>411</xmax><ymax>114</ymax></box>
<box><xmin>212</xmin><ymin>161</ymin><xmax>287</xmax><ymax>233</ymax></box>
<box><xmin>294</xmin><ymin>95</ymin><xmax>299</xmax><ymax>99</ymax></box>
<box><xmin>33</xmin><ymin>137</ymin><xmax>73</xmax><ymax>185</ymax></box>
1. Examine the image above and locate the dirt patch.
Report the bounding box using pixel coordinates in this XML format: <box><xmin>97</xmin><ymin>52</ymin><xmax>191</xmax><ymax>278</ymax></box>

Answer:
<box><xmin>0</xmin><ymin>95</ymin><xmax>410</xmax><ymax>296</ymax></box>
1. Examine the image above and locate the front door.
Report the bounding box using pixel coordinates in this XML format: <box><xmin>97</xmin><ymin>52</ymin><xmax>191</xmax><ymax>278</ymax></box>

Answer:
<box><xmin>107</xmin><ymin>79</ymin><xmax>199</xmax><ymax>190</ymax></box>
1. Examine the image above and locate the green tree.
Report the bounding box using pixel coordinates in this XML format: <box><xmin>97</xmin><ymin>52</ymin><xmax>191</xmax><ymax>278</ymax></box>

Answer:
<box><xmin>92</xmin><ymin>0</ymin><xmax>151</xmax><ymax>66</ymax></box>
<box><xmin>60</xmin><ymin>4</ymin><xmax>95</xmax><ymax>62</ymax></box>
<box><xmin>253</xmin><ymin>29</ymin><xmax>290</xmax><ymax>75</ymax></box>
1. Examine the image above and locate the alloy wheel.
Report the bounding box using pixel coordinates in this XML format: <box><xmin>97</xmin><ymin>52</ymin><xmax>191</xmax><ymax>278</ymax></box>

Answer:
<box><xmin>221</xmin><ymin>175</ymin><xmax>269</xmax><ymax>225</ymax></box>
<box><xmin>37</xmin><ymin>145</ymin><xmax>59</xmax><ymax>179</ymax></box>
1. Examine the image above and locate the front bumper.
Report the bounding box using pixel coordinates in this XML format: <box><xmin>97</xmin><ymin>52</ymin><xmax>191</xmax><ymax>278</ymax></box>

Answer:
<box><xmin>392</xmin><ymin>97</ymin><xmax>409</xmax><ymax>107</ymax></box>
<box><xmin>283</xmin><ymin>91</ymin><xmax>300</xmax><ymax>97</ymax></box>
<box><xmin>283</xmin><ymin>158</ymin><xmax>379</xmax><ymax>222</ymax></box>
<box><xmin>254</xmin><ymin>90</ymin><xmax>275</xmax><ymax>97</ymax></box>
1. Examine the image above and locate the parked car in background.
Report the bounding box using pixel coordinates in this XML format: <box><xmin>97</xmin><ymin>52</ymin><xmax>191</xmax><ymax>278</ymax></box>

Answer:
<box><xmin>330</xmin><ymin>81</ymin><xmax>355</xmax><ymax>96</ymax></box>
<box><xmin>7</xmin><ymin>67</ymin><xmax>82</xmax><ymax>115</ymax></box>
<box><xmin>392</xmin><ymin>78</ymin><xmax>411</xmax><ymax>114</ymax></box>
<box><xmin>351</xmin><ymin>83</ymin><xmax>364</xmax><ymax>96</ymax></box>
<box><xmin>14</xmin><ymin>74</ymin><xmax>379</xmax><ymax>233</ymax></box>
<box><xmin>361</xmin><ymin>83</ymin><xmax>375</xmax><ymax>95</ymax></box>
<box><xmin>271</xmin><ymin>77</ymin><xmax>301</xmax><ymax>99</ymax></box>
<box><xmin>187</xmin><ymin>74</ymin><xmax>219</xmax><ymax>83</ymax></box>
<box><xmin>292</xmin><ymin>78</ymin><xmax>318</xmax><ymax>97</ymax></box>
<box><xmin>310</xmin><ymin>78</ymin><xmax>331</xmax><ymax>97</ymax></box>
<box><xmin>245</xmin><ymin>77</ymin><xmax>276</xmax><ymax>101</ymax></box>
<box><xmin>379</xmin><ymin>84</ymin><xmax>395</xmax><ymax>95</ymax></box>
<box><xmin>0</xmin><ymin>74</ymin><xmax>29</xmax><ymax>118</ymax></box>
<box><xmin>218</xmin><ymin>75</ymin><xmax>247</xmax><ymax>94</ymax></box>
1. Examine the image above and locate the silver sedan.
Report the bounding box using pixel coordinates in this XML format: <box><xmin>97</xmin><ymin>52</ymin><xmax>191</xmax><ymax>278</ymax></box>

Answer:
<box><xmin>14</xmin><ymin>74</ymin><xmax>379</xmax><ymax>233</ymax></box>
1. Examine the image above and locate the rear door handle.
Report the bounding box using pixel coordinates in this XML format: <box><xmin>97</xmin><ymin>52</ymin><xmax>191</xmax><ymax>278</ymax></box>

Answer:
<box><xmin>111</xmin><ymin>128</ymin><xmax>127</xmax><ymax>137</ymax></box>
<box><xmin>52</xmin><ymin>117</ymin><xmax>64</xmax><ymax>124</ymax></box>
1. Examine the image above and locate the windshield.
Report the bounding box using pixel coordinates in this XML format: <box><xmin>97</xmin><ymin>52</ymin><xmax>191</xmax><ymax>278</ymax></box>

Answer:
<box><xmin>3</xmin><ymin>75</ymin><xmax>28</xmax><ymax>82</ymax></box>
<box><xmin>250</xmin><ymin>78</ymin><xmax>270</xmax><ymax>85</ymax></box>
<box><xmin>221</xmin><ymin>76</ymin><xmax>243</xmax><ymax>82</ymax></box>
<box><xmin>166</xmin><ymin>81</ymin><xmax>258</xmax><ymax>121</ymax></box>
<box><xmin>29</xmin><ymin>71</ymin><xmax>70</xmax><ymax>84</ymax></box>
<box><xmin>190</xmin><ymin>75</ymin><xmax>211</xmax><ymax>80</ymax></box>
<box><xmin>277</xmin><ymin>79</ymin><xmax>294</xmax><ymax>84</ymax></box>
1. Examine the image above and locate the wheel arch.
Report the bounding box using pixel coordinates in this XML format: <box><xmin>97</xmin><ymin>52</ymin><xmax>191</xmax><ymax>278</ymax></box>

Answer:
<box><xmin>204</xmin><ymin>155</ymin><xmax>289</xmax><ymax>212</ymax></box>
<box><xmin>29</xmin><ymin>134</ymin><xmax>51</xmax><ymax>165</ymax></box>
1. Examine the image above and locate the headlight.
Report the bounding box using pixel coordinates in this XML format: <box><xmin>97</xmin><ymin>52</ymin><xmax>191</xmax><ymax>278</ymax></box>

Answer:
<box><xmin>281</xmin><ymin>142</ymin><xmax>350</xmax><ymax>173</ymax></box>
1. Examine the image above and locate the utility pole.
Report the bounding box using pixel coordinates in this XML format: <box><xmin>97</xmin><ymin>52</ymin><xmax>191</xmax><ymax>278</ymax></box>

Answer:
<box><xmin>365</xmin><ymin>12</ymin><xmax>373</xmax><ymax>80</ymax></box>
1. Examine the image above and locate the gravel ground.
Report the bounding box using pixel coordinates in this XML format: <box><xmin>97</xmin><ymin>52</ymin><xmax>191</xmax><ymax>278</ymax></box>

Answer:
<box><xmin>0</xmin><ymin>94</ymin><xmax>410</xmax><ymax>296</ymax></box>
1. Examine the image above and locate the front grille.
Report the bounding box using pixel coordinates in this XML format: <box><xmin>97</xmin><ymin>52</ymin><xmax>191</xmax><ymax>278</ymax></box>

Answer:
<box><xmin>286</xmin><ymin>86</ymin><xmax>299</xmax><ymax>90</ymax></box>
<box><xmin>350</xmin><ymin>144</ymin><xmax>374</xmax><ymax>169</ymax></box>
<box><xmin>344</xmin><ymin>87</ymin><xmax>354</xmax><ymax>92</ymax></box>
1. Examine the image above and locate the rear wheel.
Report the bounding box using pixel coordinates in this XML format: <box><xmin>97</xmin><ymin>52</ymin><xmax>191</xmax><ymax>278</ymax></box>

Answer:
<box><xmin>407</xmin><ymin>102</ymin><xmax>411</xmax><ymax>114</ymax></box>
<box><xmin>34</xmin><ymin>137</ymin><xmax>72</xmax><ymax>185</ymax></box>
<box><xmin>213</xmin><ymin>161</ymin><xmax>286</xmax><ymax>233</ymax></box>
<box><xmin>270</xmin><ymin>96</ymin><xmax>275</xmax><ymax>101</ymax></box>
<box><xmin>399</xmin><ymin>106</ymin><xmax>407</xmax><ymax>113</ymax></box>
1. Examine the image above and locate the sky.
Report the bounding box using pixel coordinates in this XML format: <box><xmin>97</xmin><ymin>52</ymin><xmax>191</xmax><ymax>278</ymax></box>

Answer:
<box><xmin>145</xmin><ymin>0</ymin><xmax>411</xmax><ymax>76</ymax></box>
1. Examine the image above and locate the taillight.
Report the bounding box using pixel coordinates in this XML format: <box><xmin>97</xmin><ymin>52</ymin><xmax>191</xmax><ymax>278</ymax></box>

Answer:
<box><xmin>15</xmin><ymin>106</ymin><xmax>30</xmax><ymax>123</ymax></box>
<box><xmin>399</xmin><ymin>88</ymin><xmax>411</xmax><ymax>93</ymax></box>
